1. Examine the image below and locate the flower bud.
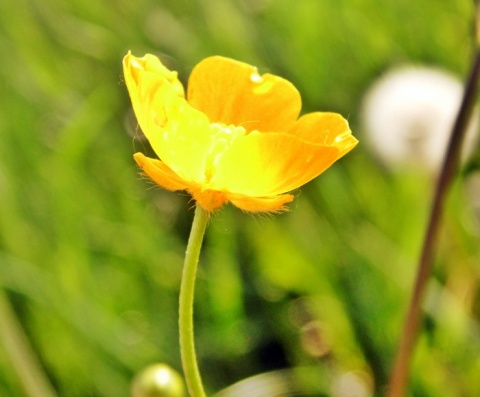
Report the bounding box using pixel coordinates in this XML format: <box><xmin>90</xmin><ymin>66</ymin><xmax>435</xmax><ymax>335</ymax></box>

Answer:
<box><xmin>131</xmin><ymin>363</ymin><xmax>186</xmax><ymax>397</ymax></box>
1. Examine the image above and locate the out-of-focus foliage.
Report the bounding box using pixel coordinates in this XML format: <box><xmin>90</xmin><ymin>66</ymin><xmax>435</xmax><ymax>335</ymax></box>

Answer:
<box><xmin>0</xmin><ymin>0</ymin><xmax>479</xmax><ymax>396</ymax></box>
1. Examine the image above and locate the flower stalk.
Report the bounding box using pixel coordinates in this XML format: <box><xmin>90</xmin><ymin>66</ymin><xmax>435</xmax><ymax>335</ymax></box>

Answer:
<box><xmin>179</xmin><ymin>205</ymin><xmax>209</xmax><ymax>397</ymax></box>
<box><xmin>387</xmin><ymin>47</ymin><xmax>480</xmax><ymax>397</ymax></box>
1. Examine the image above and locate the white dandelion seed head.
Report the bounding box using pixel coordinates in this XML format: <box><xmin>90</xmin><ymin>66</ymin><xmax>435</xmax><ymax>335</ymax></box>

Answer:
<box><xmin>361</xmin><ymin>65</ymin><xmax>479</xmax><ymax>173</ymax></box>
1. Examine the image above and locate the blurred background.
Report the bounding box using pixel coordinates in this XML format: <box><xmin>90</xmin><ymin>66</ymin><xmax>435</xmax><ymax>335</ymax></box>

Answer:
<box><xmin>1</xmin><ymin>0</ymin><xmax>480</xmax><ymax>396</ymax></box>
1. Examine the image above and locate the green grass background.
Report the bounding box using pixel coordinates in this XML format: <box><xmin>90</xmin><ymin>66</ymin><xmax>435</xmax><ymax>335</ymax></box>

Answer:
<box><xmin>1</xmin><ymin>0</ymin><xmax>480</xmax><ymax>396</ymax></box>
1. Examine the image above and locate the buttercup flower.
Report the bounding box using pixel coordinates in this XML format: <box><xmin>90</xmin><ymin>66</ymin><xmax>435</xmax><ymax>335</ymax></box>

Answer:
<box><xmin>123</xmin><ymin>52</ymin><xmax>358</xmax><ymax>212</ymax></box>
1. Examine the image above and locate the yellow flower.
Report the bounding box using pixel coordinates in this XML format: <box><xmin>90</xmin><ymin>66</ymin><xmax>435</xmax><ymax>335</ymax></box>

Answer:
<box><xmin>123</xmin><ymin>52</ymin><xmax>358</xmax><ymax>212</ymax></box>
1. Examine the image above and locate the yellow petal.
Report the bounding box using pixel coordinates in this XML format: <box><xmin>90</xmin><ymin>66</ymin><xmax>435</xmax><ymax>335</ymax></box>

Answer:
<box><xmin>123</xmin><ymin>53</ymin><xmax>184</xmax><ymax>136</ymax></box>
<box><xmin>123</xmin><ymin>52</ymin><xmax>184</xmax><ymax>100</ymax></box>
<box><xmin>209</xmin><ymin>114</ymin><xmax>357</xmax><ymax>196</ymax></box>
<box><xmin>187</xmin><ymin>56</ymin><xmax>301</xmax><ymax>133</ymax></box>
<box><xmin>134</xmin><ymin>153</ymin><xmax>191</xmax><ymax>191</ymax></box>
<box><xmin>228</xmin><ymin>193</ymin><xmax>294</xmax><ymax>212</ymax></box>
<box><xmin>288</xmin><ymin>112</ymin><xmax>359</xmax><ymax>157</ymax></box>
<box><xmin>124</xmin><ymin>53</ymin><xmax>214</xmax><ymax>184</ymax></box>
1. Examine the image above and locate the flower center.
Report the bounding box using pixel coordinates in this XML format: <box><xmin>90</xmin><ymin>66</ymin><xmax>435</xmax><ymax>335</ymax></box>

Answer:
<box><xmin>205</xmin><ymin>123</ymin><xmax>246</xmax><ymax>181</ymax></box>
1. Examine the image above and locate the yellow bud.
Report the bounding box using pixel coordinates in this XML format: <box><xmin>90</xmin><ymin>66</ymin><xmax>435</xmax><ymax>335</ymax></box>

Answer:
<box><xmin>131</xmin><ymin>363</ymin><xmax>186</xmax><ymax>397</ymax></box>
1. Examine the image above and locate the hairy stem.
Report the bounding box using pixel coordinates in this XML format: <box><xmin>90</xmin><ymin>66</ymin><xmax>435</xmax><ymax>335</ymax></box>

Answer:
<box><xmin>179</xmin><ymin>205</ymin><xmax>209</xmax><ymax>397</ymax></box>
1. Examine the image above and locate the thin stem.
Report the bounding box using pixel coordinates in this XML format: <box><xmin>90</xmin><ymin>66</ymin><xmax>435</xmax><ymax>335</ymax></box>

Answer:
<box><xmin>387</xmin><ymin>50</ymin><xmax>480</xmax><ymax>397</ymax></box>
<box><xmin>179</xmin><ymin>205</ymin><xmax>209</xmax><ymax>397</ymax></box>
<box><xmin>0</xmin><ymin>289</ymin><xmax>58</xmax><ymax>397</ymax></box>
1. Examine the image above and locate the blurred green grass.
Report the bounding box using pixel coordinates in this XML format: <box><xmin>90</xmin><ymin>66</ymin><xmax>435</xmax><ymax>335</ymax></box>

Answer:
<box><xmin>0</xmin><ymin>0</ymin><xmax>479</xmax><ymax>396</ymax></box>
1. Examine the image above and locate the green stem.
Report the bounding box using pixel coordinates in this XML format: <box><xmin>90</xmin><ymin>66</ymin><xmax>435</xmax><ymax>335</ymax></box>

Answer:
<box><xmin>387</xmin><ymin>49</ymin><xmax>480</xmax><ymax>397</ymax></box>
<box><xmin>179</xmin><ymin>205</ymin><xmax>209</xmax><ymax>397</ymax></box>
